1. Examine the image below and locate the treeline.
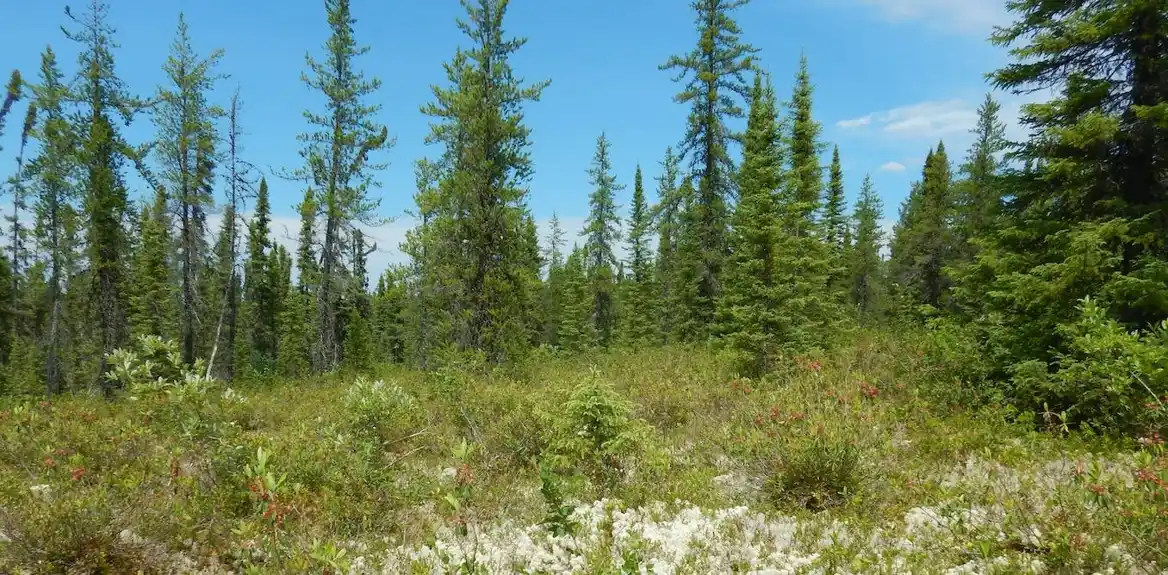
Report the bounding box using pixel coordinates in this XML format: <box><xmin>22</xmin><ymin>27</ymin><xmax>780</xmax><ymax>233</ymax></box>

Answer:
<box><xmin>0</xmin><ymin>0</ymin><xmax>1165</xmax><ymax>435</ymax></box>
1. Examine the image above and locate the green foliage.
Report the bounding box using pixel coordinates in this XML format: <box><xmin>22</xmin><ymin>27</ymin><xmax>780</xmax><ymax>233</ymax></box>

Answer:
<box><xmin>545</xmin><ymin>369</ymin><xmax>653</xmax><ymax>493</ymax></box>
<box><xmin>1011</xmin><ymin>297</ymin><xmax>1167</xmax><ymax>435</ymax></box>
<box><xmin>129</xmin><ymin>188</ymin><xmax>176</xmax><ymax>341</ymax></box>
<box><xmin>849</xmin><ymin>175</ymin><xmax>885</xmax><ymax>325</ymax></box>
<box><xmin>717</xmin><ymin>74</ymin><xmax>784</xmax><ymax>376</ymax></box>
<box><xmin>342</xmin><ymin>376</ymin><xmax>425</xmax><ymax>447</ymax></box>
<box><xmin>558</xmin><ymin>246</ymin><xmax>595</xmax><ymax>352</ymax></box>
<box><xmin>767</xmin><ymin>431</ymin><xmax>864</xmax><ymax>511</ymax></box>
<box><xmin>582</xmin><ymin>133</ymin><xmax>623</xmax><ymax>347</ymax></box>
<box><xmin>661</xmin><ymin>0</ymin><xmax>759</xmax><ymax>334</ymax></box>
<box><xmin>620</xmin><ymin>166</ymin><xmax>657</xmax><ymax>346</ymax></box>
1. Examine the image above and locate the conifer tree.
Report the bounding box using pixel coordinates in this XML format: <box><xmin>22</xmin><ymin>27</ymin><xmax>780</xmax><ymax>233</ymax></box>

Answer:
<box><xmin>581</xmin><ymin>133</ymin><xmax>622</xmax><ymax>347</ymax></box>
<box><xmin>849</xmin><ymin>175</ymin><xmax>884</xmax><ymax>325</ymax></box>
<box><xmin>243</xmin><ymin>177</ymin><xmax>278</xmax><ymax>371</ymax></box>
<box><xmin>371</xmin><ymin>267</ymin><xmax>407</xmax><ymax>364</ymax></box>
<box><xmin>890</xmin><ymin>143</ymin><xmax>953</xmax><ymax>311</ymax></box>
<box><xmin>954</xmin><ymin>0</ymin><xmax>1168</xmax><ymax>422</ymax></box>
<box><xmin>557</xmin><ymin>245</ymin><xmax>594</xmax><ymax>351</ymax></box>
<box><xmin>7</xmin><ymin>102</ymin><xmax>36</xmax><ymax>330</ymax></box>
<box><xmin>953</xmin><ymin>94</ymin><xmax>1007</xmax><ymax>260</ymax></box>
<box><xmin>64</xmin><ymin>0</ymin><xmax>150</xmax><ymax>388</ymax></box>
<box><xmin>717</xmin><ymin>74</ymin><xmax>783</xmax><ymax>375</ymax></box>
<box><xmin>295</xmin><ymin>0</ymin><xmax>390</xmax><ymax>373</ymax></box>
<box><xmin>787</xmin><ymin>55</ymin><xmax>823</xmax><ymax>226</ymax></box>
<box><xmin>652</xmin><ymin>147</ymin><xmax>682</xmax><ymax>342</ymax></box>
<box><xmin>621</xmin><ymin>165</ymin><xmax>656</xmax><ymax>345</ymax></box>
<box><xmin>28</xmin><ymin>48</ymin><xmax>79</xmax><ymax>395</ymax></box>
<box><xmin>295</xmin><ymin>187</ymin><xmax>318</xmax><ymax>293</ymax></box>
<box><xmin>822</xmin><ymin>145</ymin><xmax>847</xmax><ymax>248</ymax></box>
<box><xmin>416</xmin><ymin>0</ymin><xmax>549</xmax><ymax>362</ymax></box>
<box><xmin>541</xmin><ymin>212</ymin><xmax>567</xmax><ymax>346</ymax></box>
<box><xmin>669</xmin><ymin>177</ymin><xmax>706</xmax><ymax>339</ymax></box>
<box><xmin>661</xmin><ymin>0</ymin><xmax>759</xmax><ymax>331</ymax></box>
<box><xmin>154</xmin><ymin>13</ymin><xmax>223</xmax><ymax>366</ymax></box>
<box><xmin>129</xmin><ymin>188</ymin><xmax>176</xmax><ymax>340</ymax></box>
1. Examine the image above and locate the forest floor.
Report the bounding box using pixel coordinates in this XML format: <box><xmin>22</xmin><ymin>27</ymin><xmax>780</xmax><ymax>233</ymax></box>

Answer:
<box><xmin>1</xmin><ymin>336</ymin><xmax>1166</xmax><ymax>574</ymax></box>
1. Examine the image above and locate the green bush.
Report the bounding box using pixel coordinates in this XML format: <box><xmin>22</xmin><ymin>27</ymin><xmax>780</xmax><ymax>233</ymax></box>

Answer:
<box><xmin>342</xmin><ymin>376</ymin><xmax>426</xmax><ymax>448</ymax></box>
<box><xmin>545</xmin><ymin>370</ymin><xmax>654</xmax><ymax>494</ymax></box>
<box><xmin>1011</xmin><ymin>297</ymin><xmax>1167</xmax><ymax>435</ymax></box>
<box><xmin>766</xmin><ymin>431</ymin><xmax>865</xmax><ymax>511</ymax></box>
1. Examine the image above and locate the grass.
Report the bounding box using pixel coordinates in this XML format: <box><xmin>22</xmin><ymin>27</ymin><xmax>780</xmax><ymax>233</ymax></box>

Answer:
<box><xmin>0</xmin><ymin>334</ymin><xmax>1165</xmax><ymax>573</ymax></box>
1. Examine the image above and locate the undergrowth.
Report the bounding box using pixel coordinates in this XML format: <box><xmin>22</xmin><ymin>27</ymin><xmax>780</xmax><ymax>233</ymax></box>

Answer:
<box><xmin>0</xmin><ymin>333</ymin><xmax>1164</xmax><ymax>574</ymax></box>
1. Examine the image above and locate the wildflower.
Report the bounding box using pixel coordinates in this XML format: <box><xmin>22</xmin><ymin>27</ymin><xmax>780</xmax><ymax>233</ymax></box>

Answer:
<box><xmin>71</xmin><ymin>467</ymin><xmax>87</xmax><ymax>481</ymax></box>
<box><xmin>42</xmin><ymin>456</ymin><xmax>56</xmax><ymax>468</ymax></box>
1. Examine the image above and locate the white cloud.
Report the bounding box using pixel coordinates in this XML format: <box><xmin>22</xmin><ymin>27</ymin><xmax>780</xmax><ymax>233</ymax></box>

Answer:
<box><xmin>850</xmin><ymin>0</ymin><xmax>1008</xmax><ymax>33</ymax></box>
<box><xmin>837</xmin><ymin>115</ymin><xmax>873</xmax><ymax>129</ymax></box>
<box><xmin>836</xmin><ymin>99</ymin><xmax>980</xmax><ymax>140</ymax></box>
<box><xmin>879</xmin><ymin>161</ymin><xmax>906</xmax><ymax>172</ymax></box>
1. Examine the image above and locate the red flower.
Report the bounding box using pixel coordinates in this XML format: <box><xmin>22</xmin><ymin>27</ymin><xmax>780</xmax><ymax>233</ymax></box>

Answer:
<box><xmin>43</xmin><ymin>456</ymin><xmax>56</xmax><ymax>468</ymax></box>
<box><xmin>71</xmin><ymin>467</ymin><xmax>87</xmax><ymax>481</ymax></box>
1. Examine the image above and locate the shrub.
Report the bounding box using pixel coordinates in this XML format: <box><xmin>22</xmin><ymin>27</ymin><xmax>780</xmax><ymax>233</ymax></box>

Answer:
<box><xmin>1011</xmin><ymin>297</ymin><xmax>1167</xmax><ymax>435</ymax></box>
<box><xmin>545</xmin><ymin>370</ymin><xmax>653</xmax><ymax>493</ymax></box>
<box><xmin>342</xmin><ymin>377</ymin><xmax>426</xmax><ymax>448</ymax></box>
<box><xmin>766</xmin><ymin>431</ymin><xmax>865</xmax><ymax>511</ymax></box>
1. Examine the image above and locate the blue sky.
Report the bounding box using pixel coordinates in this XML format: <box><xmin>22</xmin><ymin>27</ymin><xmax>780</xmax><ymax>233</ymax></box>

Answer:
<box><xmin>0</xmin><ymin>0</ymin><xmax>1027</xmax><ymax>276</ymax></box>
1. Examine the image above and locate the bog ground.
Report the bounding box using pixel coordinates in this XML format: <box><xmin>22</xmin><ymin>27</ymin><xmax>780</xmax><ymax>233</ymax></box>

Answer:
<box><xmin>1</xmin><ymin>336</ymin><xmax>1165</xmax><ymax>574</ymax></box>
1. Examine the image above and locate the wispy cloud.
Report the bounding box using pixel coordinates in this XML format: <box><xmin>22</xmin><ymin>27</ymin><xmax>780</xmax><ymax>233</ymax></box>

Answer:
<box><xmin>838</xmin><ymin>99</ymin><xmax>980</xmax><ymax>139</ymax></box>
<box><xmin>879</xmin><ymin>161</ymin><xmax>906</xmax><ymax>172</ymax></box>
<box><xmin>849</xmin><ymin>0</ymin><xmax>1009</xmax><ymax>34</ymax></box>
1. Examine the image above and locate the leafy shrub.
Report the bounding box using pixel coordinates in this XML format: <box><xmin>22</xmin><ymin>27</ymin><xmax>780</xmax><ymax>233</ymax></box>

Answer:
<box><xmin>766</xmin><ymin>431</ymin><xmax>865</xmax><ymax>511</ymax></box>
<box><xmin>1011</xmin><ymin>297</ymin><xmax>1167</xmax><ymax>435</ymax></box>
<box><xmin>342</xmin><ymin>376</ymin><xmax>426</xmax><ymax>447</ymax></box>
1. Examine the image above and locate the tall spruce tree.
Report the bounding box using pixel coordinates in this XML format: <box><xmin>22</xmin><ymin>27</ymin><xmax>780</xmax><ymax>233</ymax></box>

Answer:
<box><xmin>787</xmin><ymin>55</ymin><xmax>823</xmax><ymax>226</ymax></box>
<box><xmin>416</xmin><ymin>0</ymin><xmax>549</xmax><ymax>362</ymax></box>
<box><xmin>64</xmin><ymin>0</ymin><xmax>150</xmax><ymax>388</ymax></box>
<box><xmin>581</xmin><ymin>133</ymin><xmax>622</xmax><ymax>347</ymax></box>
<box><xmin>155</xmin><ymin>13</ymin><xmax>224</xmax><ymax>365</ymax></box>
<box><xmin>541</xmin><ymin>212</ymin><xmax>567</xmax><ymax>346</ymax></box>
<box><xmin>716</xmin><ymin>74</ymin><xmax>783</xmax><ymax>375</ymax></box>
<box><xmin>557</xmin><ymin>245</ymin><xmax>594</xmax><ymax>351</ymax></box>
<box><xmin>652</xmin><ymin>147</ymin><xmax>682</xmax><ymax>342</ymax></box>
<box><xmin>952</xmin><ymin>0</ymin><xmax>1168</xmax><ymax>429</ymax></box>
<box><xmin>890</xmin><ymin>142</ymin><xmax>953</xmax><ymax>311</ymax></box>
<box><xmin>661</xmin><ymin>0</ymin><xmax>759</xmax><ymax>332</ymax></box>
<box><xmin>28</xmin><ymin>48</ymin><xmax>79</xmax><ymax>395</ymax></box>
<box><xmin>621</xmin><ymin>165</ymin><xmax>656</xmax><ymax>345</ymax></box>
<box><xmin>294</xmin><ymin>0</ymin><xmax>390</xmax><ymax>373</ymax></box>
<box><xmin>953</xmin><ymin>94</ymin><xmax>1007</xmax><ymax>261</ymax></box>
<box><xmin>129</xmin><ymin>188</ymin><xmax>176</xmax><ymax>340</ymax></box>
<box><xmin>243</xmin><ymin>177</ymin><xmax>278</xmax><ymax>372</ymax></box>
<box><xmin>849</xmin><ymin>174</ymin><xmax>884</xmax><ymax>325</ymax></box>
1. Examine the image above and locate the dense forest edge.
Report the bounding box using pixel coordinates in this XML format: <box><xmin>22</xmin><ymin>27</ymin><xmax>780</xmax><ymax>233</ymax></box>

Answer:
<box><xmin>0</xmin><ymin>0</ymin><xmax>1165</xmax><ymax>572</ymax></box>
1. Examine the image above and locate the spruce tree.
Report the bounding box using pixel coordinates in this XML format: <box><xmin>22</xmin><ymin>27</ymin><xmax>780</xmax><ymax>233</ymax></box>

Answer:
<box><xmin>28</xmin><ymin>48</ymin><xmax>79</xmax><ymax>395</ymax></box>
<box><xmin>621</xmin><ymin>165</ymin><xmax>657</xmax><ymax>345</ymax></box>
<box><xmin>652</xmin><ymin>147</ymin><xmax>682</xmax><ymax>342</ymax></box>
<box><xmin>295</xmin><ymin>0</ymin><xmax>390</xmax><ymax>373</ymax></box>
<box><xmin>581</xmin><ymin>133</ymin><xmax>622</xmax><ymax>347</ymax></box>
<box><xmin>64</xmin><ymin>0</ymin><xmax>149</xmax><ymax>388</ymax></box>
<box><xmin>541</xmin><ymin>212</ymin><xmax>567</xmax><ymax>346</ymax></box>
<box><xmin>0</xmin><ymin>71</ymin><xmax>21</xmax><ymax>144</ymax></box>
<box><xmin>890</xmin><ymin>142</ymin><xmax>952</xmax><ymax>311</ymax></box>
<box><xmin>661</xmin><ymin>0</ymin><xmax>759</xmax><ymax>331</ymax></box>
<box><xmin>716</xmin><ymin>74</ymin><xmax>783</xmax><ymax>375</ymax></box>
<box><xmin>849</xmin><ymin>175</ymin><xmax>884</xmax><ymax>325</ymax></box>
<box><xmin>822</xmin><ymin>145</ymin><xmax>847</xmax><ymax>248</ymax></box>
<box><xmin>154</xmin><ymin>13</ymin><xmax>223</xmax><ymax>366</ymax></box>
<box><xmin>953</xmin><ymin>0</ymin><xmax>1168</xmax><ymax>426</ymax></box>
<box><xmin>953</xmin><ymin>94</ymin><xmax>1007</xmax><ymax>260</ymax></box>
<box><xmin>243</xmin><ymin>177</ymin><xmax>277</xmax><ymax>372</ymax></box>
<box><xmin>557</xmin><ymin>245</ymin><xmax>594</xmax><ymax>351</ymax></box>
<box><xmin>787</xmin><ymin>55</ymin><xmax>823</xmax><ymax>225</ymax></box>
<box><xmin>129</xmin><ymin>188</ymin><xmax>176</xmax><ymax>340</ymax></box>
<box><xmin>416</xmin><ymin>0</ymin><xmax>549</xmax><ymax>362</ymax></box>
